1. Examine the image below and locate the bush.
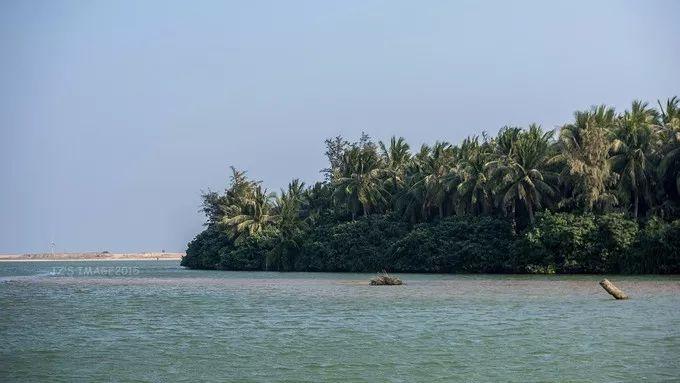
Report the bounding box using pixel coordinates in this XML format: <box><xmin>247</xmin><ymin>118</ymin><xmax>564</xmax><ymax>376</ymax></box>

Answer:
<box><xmin>515</xmin><ymin>212</ymin><xmax>638</xmax><ymax>273</ymax></box>
<box><xmin>296</xmin><ymin>215</ymin><xmax>410</xmax><ymax>272</ymax></box>
<box><xmin>626</xmin><ymin>218</ymin><xmax>680</xmax><ymax>273</ymax></box>
<box><xmin>182</xmin><ymin>227</ymin><xmax>279</xmax><ymax>271</ymax></box>
<box><xmin>389</xmin><ymin>216</ymin><xmax>516</xmax><ymax>272</ymax></box>
<box><xmin>219</xmin><ymin>234</ymin><xmax>272</xmax><ymax>271</ymax></box>
<box><xmin>595</xmin><ymin>213</ymin><xmax>639</xmax><ymax>272</ymax></box>
<box><xmin>181</xmin><ymin>227</ymin><xmax>233</xmax><ymax>269</ymax></box>
<box><xmin>184</xmin><ymin>213</ymin><xmax>677</xmax><ymax>274</ymax></box>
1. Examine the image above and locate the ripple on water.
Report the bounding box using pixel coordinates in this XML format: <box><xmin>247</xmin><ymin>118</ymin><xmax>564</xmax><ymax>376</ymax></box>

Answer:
<box><xmin>0</xmin><ymin>262</ymin><xmax>679</xmax><ymax>382</ymax></box>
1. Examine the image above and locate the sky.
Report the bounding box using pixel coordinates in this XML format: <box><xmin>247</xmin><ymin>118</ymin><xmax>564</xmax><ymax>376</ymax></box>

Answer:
<box><xmin>1</xmin><ymin>0</ymin><xmax>679</xmax><ymax>253</ymax></box>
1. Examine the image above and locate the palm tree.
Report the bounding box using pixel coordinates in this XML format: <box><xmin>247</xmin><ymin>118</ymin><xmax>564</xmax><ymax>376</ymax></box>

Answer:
<box><xmin>332</xmin><ymin>144</ymin><xmax>387</xmax><ymax>218</ymax></box>
<box><xmin>420</xmin><ymin>142</ymin><xmax>456</xmax><ymax>219</ymax></box>
<box><xmin>303</xmin><ymin>181</ymin><xmax>334</xmax><ymax>225</ymax></box>
<box><xmin>456</xmin><ymin>137</ymin><xmax>493</xmax><ymax>215</ymax></box>
<box><xmin>658</xmin><ymin>97</ymin><xmax>680</xmax><ymax>194</ymax></box>
<box><xmin>379</xmin><ymin>136</ymin><xmax>411</xmax><ymax>212</ymax></box>
<box><xmin>218</xmin><ymin>167</ymin><xmax>258</xmax><ymax>220</ymax></box>
<box><xmin>610</xmin><ymin>101</ymin><xmax>660</xmax><ymax>217</ymax></box>
<box><xmin>222</xmin><ymin>185</ymin><xmax>276</xmax><ymax>242</ymax></box>
<box><xmin>267</xmin><ymin>179</ymin><xmax>307</xmax><ymax>270</ymax></box>
<box><xmin>379</xmin><ymin>136</ymin><xmax>411</xmax><ymax>188</ymax></box>
<box><xmin>552</xmin><ymin>105</ymin><xmax>618</xmax><ymax>212</ymax></box>
<box><xmin>494</xmin><ymin>126</ymin><xmax>522</xmax><ymax>159</ymax></box>
<box><xmin>489</xmin><ymin>124</ymin><xmax>556</xmax><ymax>224</ymax></box>
<box><xmin>396</xmin><ymin>151</ymin><xmax>428</xmax><ymax>223</ymax></box>
<box><xmin>658</xmin><ymin>96</ymin><xmax>680</xmax><ymax>131</ymax></box>
<box><xmin>274</xmin><ymin>179</ymin><xmax>307</xmax><ymax>233</ymax></box>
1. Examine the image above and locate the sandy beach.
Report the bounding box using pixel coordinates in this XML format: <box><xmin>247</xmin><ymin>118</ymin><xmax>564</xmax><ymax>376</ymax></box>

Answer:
<box><xmin>0</xmin><ymin>252</ymin><xmax>184</xmax><ymax>262</ymax></box>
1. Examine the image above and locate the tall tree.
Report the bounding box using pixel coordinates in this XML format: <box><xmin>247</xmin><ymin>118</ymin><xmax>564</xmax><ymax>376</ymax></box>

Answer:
<box><xmin>222</xmin><ymin>185</ymin><xmax>276</xmax><ymax>242</ymax></box>
<box><xmin>332</xmin><ymin>137</ymin><xmax>387</xmax><ymax>218</ymax></box>
<box><xmin>610</xmin><ymin>101</ymin><xmax>660</xmax><ymax>217</ymax></box>
<box><xmin>397</xmin><ymin>148</ymin><xmax>429</xmax><ymax>223</ymax></box>
<box><xmin>268</xmin><ymin>179</ymin><xmax>308</xmax><ymax>270</ymax></box>
<box><xmin>379</xmin><ymin>136</ymin><xmax>411</xmax><ymax>191</ymax></box>
<box><xmin>658</xmin><ymin>97</ymin><xmax>680</xmax><ymax>190</ymax></box>
<box><xmin>489</xmin><ymin>124</ymin><xmax>556</xmax><ymax>224</ymax></box>
<box><xmin>552</xmin><ymin>106</ymin><xmax>618</xmax><ymax>212</ymax></box>
<box><xmin>456</xmin><ymin>136</ymin><xmax>493</xmax><ymax>215</ymax></box>
<box><xmin>420</xmin><ymin>142</ymin><xmax>456</xmax><ymax>219</ymax></box>
<box><xmin>322</xmin><ymin>136</ymin><xmax>350</xmax><ymax>181</ymax></box>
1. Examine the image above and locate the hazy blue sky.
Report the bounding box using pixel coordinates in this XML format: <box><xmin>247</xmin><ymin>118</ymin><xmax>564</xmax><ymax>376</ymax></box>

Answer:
<box><xmin>1</xmin><ymin>0</ymin><xmax>678</xmax><ymax>253</ymax></box>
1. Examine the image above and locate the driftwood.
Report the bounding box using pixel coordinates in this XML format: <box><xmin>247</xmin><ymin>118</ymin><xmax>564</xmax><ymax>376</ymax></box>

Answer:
<box><xmin>599</xmin><ymin>279</ymin><xmax>629</xmax><ymax>300</ymax></box>
<box><xmin>369</xmin><ymin>272</ymin><xmax>402</xmax><ymax>286</ymax></box>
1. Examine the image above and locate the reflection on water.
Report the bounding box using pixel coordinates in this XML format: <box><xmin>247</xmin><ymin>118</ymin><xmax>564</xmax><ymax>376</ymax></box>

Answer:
<box><xmin>1</xmin><ymin>261</ymin><xmax>679</xmax><ymax>382</ymax></box>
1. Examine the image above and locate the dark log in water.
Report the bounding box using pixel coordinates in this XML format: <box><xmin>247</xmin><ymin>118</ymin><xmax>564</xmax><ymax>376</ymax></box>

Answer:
<box><xmin>599</xmin><ymin>279</ymin><xmax>629</xmax><ymax>300</ymax></box>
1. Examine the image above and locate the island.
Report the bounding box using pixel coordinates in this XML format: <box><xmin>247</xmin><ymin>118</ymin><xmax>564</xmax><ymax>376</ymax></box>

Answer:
<box><xmin>182</xmin><ymin>97</ymin><xmax>680</xmax><ymax>274</ymax></box>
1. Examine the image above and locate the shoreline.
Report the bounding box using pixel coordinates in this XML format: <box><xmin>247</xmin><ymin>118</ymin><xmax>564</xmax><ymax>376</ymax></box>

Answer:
<box><xmin>0</xmin><ymin>252</ymin><xmax>184</xmax><ymax>262</ymax></box>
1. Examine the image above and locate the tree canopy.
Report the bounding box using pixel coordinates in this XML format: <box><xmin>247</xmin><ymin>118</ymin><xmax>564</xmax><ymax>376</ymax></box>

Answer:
<box><xmin>183</xmin><ymin>97</ymin><xmax>680</xmax><ymax>274</ymax></box>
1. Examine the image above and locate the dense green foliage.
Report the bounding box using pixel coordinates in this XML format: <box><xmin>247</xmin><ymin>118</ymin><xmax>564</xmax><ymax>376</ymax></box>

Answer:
<box><xmin>182</xmin><ymin>97</ymin><xmax>680</xmax><ymax>273</ymax></box>
<box><xmin>514</xmin><ymin>212</ymin><xmax>640</xmax><ymax>273</ymax></box>
<box><xmin>295</xmin><ymin>216</ymin><xmax>410</xmax><ymax>272</ymax></box>
<box><xmin>389</xmin><ymin>216</ymin><xmax>515</xmax><ymax>273</ymax></box>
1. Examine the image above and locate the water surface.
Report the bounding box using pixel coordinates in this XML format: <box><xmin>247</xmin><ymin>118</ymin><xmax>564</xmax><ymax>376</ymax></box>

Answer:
<box><xmin>1</xmin><ymin>261</ymin><xmax>678</xmax><ymax>382</ymax></box>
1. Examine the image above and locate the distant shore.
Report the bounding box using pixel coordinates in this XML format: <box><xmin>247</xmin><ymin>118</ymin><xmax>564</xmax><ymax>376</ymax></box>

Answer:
<box><xmin>0</xmin><ymin>252</ymin><xmax>184</xmax><ymax>262</ymax></box>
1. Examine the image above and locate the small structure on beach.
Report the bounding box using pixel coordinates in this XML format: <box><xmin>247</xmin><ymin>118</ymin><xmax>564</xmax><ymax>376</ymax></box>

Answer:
<box><xmin>370</xmin><ymin>272</ymin><xmax>403</xmax><ymax>286</ymax></box>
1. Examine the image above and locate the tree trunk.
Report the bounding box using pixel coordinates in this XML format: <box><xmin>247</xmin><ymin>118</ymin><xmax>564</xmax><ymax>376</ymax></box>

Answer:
<box><xmin>633</xmin><ymin>193</ymin><xmax>639</xmax><ymax>218</ymax></box>
<box><xmin>439</xmin><ymin>205</ymin><xmax>444</xmax><ymax>219</ymax></box>
<box><xmin>363</xmin><ymin>204</ymin><xmax>369</xmax><ymax>217</ymax></box>
<box><xmin>510</xmin><ymin>202</ymin><xmax>517</xmax><ymax>232</ymax></box>
<box><xmin>599</xmin><ymin>279</ymin><xmax>629</xmax><ymax>300</ymax></box>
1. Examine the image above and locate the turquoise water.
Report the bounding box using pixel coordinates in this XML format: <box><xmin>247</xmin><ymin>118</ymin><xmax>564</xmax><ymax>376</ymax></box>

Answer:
<box><xmin>0</xmin><ymin>261</ymin><xmax>678</xmax><ymax>382</ymax></box>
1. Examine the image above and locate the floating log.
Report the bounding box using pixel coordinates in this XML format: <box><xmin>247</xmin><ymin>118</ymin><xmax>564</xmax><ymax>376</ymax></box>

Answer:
<box><xmin>369</xmin><ymin>272</ymin><xmax>402</xmax><ymax>286</ymax></box>
<box><xmin>599</xmin><ymin>279</ymin><xmax>629</xmax><ymax>300</ymax></box>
